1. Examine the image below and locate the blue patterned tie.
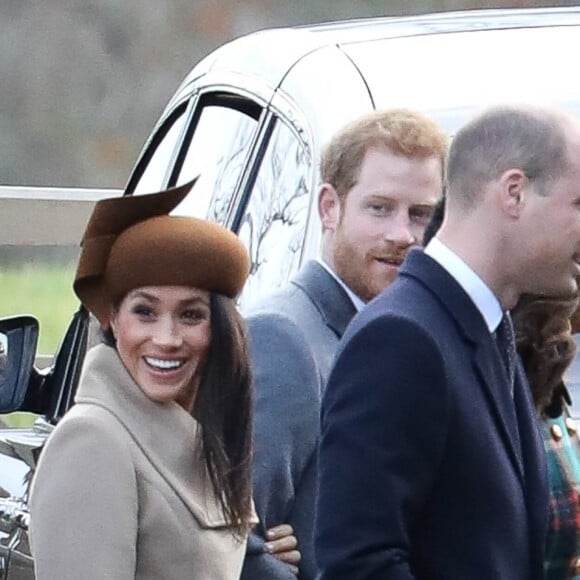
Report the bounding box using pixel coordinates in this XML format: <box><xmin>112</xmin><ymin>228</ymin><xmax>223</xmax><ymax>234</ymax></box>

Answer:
<box><xmin>495</xmin><ymin>312</ymin><xmax>516</xmax><ymax>396</ymax></box>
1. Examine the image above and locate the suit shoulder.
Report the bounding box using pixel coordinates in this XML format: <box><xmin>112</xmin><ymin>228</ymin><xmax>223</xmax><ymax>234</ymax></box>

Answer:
<box><xmin>347</xmin><ymin>306</ymin><xmax>440</xmax><ymax>350</ymax></box>
<box><xmin>356</xmin><ymin>274</ymin><xmax>446</xmax><ymax>332</ymax></box>
<box><xmin>339</xmin><ymin>296</ymin><xmax>447</xmax><ymax>379</ymax></box>
<box><xmin>246</xmin><ymin>308</ymin><xmax>320</xmax><ymax>380</ymax></box>
<box><xmin>31</xmin><ymin>403</ymin><xmax>137</xmax><ymax>509</ymax></box>
<box><xmin>43</xmin><ymin>403</ymin><xmax>132</xmax><ymax>454</ymax></box>
<box><xmin>245</xmin><ymin>282</ymin><xmax>324</xmax><ymax>341</ymax></box>
<box><xmin>246</xmin><ymin>282</ymin><xmax>312</xmax><ymax>319</ymax></box>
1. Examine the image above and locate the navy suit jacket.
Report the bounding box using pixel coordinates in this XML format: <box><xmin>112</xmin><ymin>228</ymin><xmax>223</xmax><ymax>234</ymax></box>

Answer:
<box><xmin>241</xmin><ymin>261</ymin><xmax>357</xmax><ymax>580</ymax></box>
<box><xmin>315</xmin><ymin>249</ymin><xmax>548</xmax><ymax>580</ymax></box>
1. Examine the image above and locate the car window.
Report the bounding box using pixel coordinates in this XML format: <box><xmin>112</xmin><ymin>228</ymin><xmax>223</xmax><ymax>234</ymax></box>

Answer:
<box><xmin>131</xmin><ymin>104</ymin><xmax>188</xmax><ymax>195</ymax></box>
<box><xmin>171</xmin><ymin>103</ymin><xmax>260</xmax><ymax>222</ymax></box>
<box><xmin>236</xmin><ymin>117</ymin><xmax>312</xmax><ymax>312</ymax></box>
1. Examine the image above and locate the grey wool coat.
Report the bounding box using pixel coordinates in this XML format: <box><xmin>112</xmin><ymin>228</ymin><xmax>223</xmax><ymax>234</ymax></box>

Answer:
<box><xmin>30</xmin><ymin>344</ymin><xmax>249</xmax><ymax>580</ymax></box>
<box><xmin>241</xmin><ymin>260</ymin><xmax>357</xmax><ymax>580</ymax></box>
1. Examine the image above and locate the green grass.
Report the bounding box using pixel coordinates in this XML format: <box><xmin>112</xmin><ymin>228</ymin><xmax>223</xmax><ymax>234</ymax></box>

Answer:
<box><xmin>1</xmin><ymin>264</ymin><xmax>78</xmax><ymax>427</ymax></box>
<box><xmin>0</xmin><ymin>412</ymin><xmax>38</xmax><ymax>428</ymax></box>
<box><xmin>0</xmin><ymin>264</ymin><xmax>78</xmax><ymax>354</ymax></box>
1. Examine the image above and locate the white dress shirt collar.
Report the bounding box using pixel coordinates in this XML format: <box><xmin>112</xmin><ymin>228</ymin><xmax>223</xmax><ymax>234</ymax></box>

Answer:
<box><xmin>424</xmin><ymin>238</ymin><xmax>503</xmax><ymax>332</ymax></box>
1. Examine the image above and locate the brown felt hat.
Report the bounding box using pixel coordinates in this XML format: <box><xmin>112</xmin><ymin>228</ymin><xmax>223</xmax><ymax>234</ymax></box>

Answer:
<box><xmin>74</xmin><ymin>180</ymin><xmax>250</xmax><ymax>326</ymax></box>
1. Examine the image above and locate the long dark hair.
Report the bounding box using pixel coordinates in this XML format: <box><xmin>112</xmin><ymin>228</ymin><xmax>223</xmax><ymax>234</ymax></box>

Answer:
<box><xmin>193</xmin><ymin>293</ymin><xmax>253</xmax><ymax>537</ymax></box>
<box><xmin>101</xmin><ymin>292</ymin><xmax>253</xmax><ymax>536</ymax></box>
<box><xmin>512</xmin><ymin>293</ymin><xmax>578</xmax><ymax>415</ymax></box>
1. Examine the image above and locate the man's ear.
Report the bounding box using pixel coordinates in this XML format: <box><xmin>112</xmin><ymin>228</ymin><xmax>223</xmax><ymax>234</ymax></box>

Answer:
<box><xmin>318</xmin><ymin>184</ymin><xmax>341</xmax><ymax>231</ymax></box>
<box><xmin>498</xmin><ymin>168</ymin><xmax>527</xmax><ymax>218</ymax></box>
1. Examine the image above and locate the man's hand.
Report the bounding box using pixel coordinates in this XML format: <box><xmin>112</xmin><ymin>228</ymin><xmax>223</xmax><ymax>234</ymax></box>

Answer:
<box><xmin>265</xmin><ymin>524</ymin><xmax>301</xmax><ymax>576</ymax></box>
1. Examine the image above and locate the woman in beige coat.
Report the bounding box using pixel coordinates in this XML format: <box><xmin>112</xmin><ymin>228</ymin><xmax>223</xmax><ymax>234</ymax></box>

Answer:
<box><xmin>29</xmin><ymin>181</ymin><xmax>286</xmax><ymax>579</ymax></box>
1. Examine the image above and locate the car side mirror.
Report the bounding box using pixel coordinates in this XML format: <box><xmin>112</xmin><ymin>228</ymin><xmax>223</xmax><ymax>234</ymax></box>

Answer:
<box><xmin>0</xmin><ymin>316</ymin><xmax>39</xmax><ymax>413</ymax></box>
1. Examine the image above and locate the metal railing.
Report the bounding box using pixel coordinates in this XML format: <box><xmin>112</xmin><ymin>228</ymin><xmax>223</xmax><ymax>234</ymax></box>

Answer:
<box><xmin>1</xmin><ymin>186</ymin><xmax>123</xmax><ymax>368</ymax></box>
<box><xmin>0</xmin><ymin>186</ymin><xmax>122</xmax><ymax>246</ymax></box>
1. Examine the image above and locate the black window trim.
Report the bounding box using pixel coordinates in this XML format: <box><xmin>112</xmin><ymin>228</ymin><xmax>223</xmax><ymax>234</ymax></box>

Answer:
<box><xmin>165</xmin><ymin>91</ymin><xmax>265</xmax><ymax>196</ymax></box>
<box><xmin>230</xmin><ymin>111</ymin><xmax>277</xmax><ymax>233</ymax></box>
<box><xmin>230</xmin><ymin>105</ymin><xmax>314</xmax><ymax>238</ymax></box>
<box><xmin>123</xmin><ymin>98</ymin><xmax>191</xmax><ymax>196</ymax></box>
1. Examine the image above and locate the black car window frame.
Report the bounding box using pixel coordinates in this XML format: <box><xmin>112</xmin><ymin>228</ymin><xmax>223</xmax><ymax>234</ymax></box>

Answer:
<box><xmin>169</xmin><ymin>92</ymin><xmax>266</xmax><ymax>223</ymax></box>
<box><xmin>127</xmin><ymin>88</ymin><xmax>274</xmax><ymax>226</ymax></box>
<box><xmin>124</xmin><ymin>99</ymin><xmax>190</xmax><ymax>195</ymax></box>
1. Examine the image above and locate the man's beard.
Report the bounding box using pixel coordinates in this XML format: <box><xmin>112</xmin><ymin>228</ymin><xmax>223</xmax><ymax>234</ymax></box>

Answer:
<box><xmin>332</xmin><ymin>232</ymin><xmax>409</xmax><ymax>302</ymax></box>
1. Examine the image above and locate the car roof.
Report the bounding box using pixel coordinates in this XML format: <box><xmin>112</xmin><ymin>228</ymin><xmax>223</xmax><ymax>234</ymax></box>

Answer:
<box><xmin>176</xmin><ymin>7</ymin><xmax>580</xmax><ymax>97</ymax></box>
<box><xmin>297</xmin><ymin>6</ymin><xmax>580</xmax><ymax>41</ymax></box>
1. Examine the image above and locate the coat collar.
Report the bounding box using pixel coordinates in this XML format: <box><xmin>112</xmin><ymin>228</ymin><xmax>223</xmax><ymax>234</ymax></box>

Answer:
<box><xmin>292</xmin><ymin>260</ymin><xmax>357</xmax><ymax>338</ymax></box>
<box><xmin>400</xmin><ymin>249</ymin><xmax>527</xmax><ymax>484</ymax></box>
<box><xmin>75</xmin><ymin>344</ymin><xmax>229</xmax><ymax>527</ymax></box>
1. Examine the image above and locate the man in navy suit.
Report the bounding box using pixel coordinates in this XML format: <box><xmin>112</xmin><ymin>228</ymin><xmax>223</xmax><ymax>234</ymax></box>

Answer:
<box><xmin>241</xmin><ymin>109</ymin><xmax>448</xmax><ymax>579</ymax></box>
<box><xmin>316</xmin><ymin>105</ymin><xmax>580</xmax><ymax>579</ymax></box>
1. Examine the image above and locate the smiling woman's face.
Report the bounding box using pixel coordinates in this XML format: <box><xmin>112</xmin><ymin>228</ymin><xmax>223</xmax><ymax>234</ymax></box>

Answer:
<box><xmin>109</xmin><ymin>285</ymin><xmax>211</xmax><ymax>411</ymax></box>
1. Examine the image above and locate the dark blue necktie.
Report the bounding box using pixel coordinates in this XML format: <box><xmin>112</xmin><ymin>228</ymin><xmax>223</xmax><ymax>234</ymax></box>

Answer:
<box><xmin>495</xmin><ymin>312</ymin><xmax>517</xmax><ymax>396</ymax></box>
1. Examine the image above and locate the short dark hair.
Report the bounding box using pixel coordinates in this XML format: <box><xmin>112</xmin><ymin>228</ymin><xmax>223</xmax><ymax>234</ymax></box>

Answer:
<box><xmin>447</xmin><ymin>106</ymin><xmax>568</xmax><ymax>207</ymax></box>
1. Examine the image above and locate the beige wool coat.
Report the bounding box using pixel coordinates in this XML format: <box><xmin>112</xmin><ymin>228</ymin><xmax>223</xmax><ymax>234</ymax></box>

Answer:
<box><xmin>30</xmin><ymin>344</ymin><xmax>250</xmax><ymax>580</ymax></box>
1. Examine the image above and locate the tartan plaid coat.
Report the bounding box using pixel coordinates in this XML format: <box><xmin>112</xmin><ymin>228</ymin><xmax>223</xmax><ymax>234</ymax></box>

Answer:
<box><xmin>542</xmin><ymin>386</ymin><xmax>580</xmax><ymax>580</ymax></box>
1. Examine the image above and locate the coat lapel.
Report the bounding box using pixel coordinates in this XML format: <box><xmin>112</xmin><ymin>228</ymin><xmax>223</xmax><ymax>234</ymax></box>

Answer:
<box><xmin>512</xmin><ymin>363</ymin><xmax>549</xmax><ymax>571</ymax></box>
<box><xmin>292</xmin><ymin>260</ymin><xmax>357</xmax><ymax>338</ymax></box>
<box><xmin>75</xmin><ymin>345</ymin><xmax>233</xmax><ymax>528</ymax></box>
<box><xmin>471</xmin><ymin>337</ymin><xmax>525</xmax><ymax>483</ymax></box>
<box><xmin>400</xmin><ymin>249</ymin><xmax>525</xmax><ymax>484</ymax></box>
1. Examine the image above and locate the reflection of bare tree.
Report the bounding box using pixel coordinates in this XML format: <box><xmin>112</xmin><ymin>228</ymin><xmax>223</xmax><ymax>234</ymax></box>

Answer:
<box><xmin>209</xmin><ymin>121</ymin><xmax>255</xmax><ymax>224</ymax></box>
<box><xmin>177</xmin><ymin>107</ymin><xmax>258</xmax><ymax>222</ymax></box>
<box><xmin>238</xmin><ymin>121</ymin><xmax>311</xmax><ymax>310</ymax></box>
<box><xmin>245</xmin><ymin>178</ymin><xmax>306</xmax><ymax>275</ymax></box>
